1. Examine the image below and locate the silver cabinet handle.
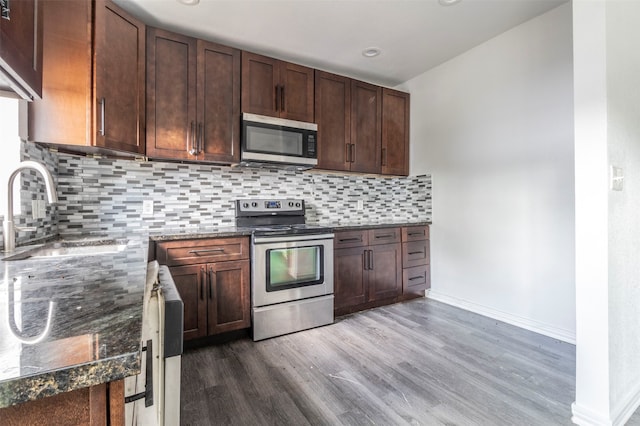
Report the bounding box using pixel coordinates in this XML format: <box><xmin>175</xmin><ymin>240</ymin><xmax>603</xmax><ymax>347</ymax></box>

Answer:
<box><xmin>409</xmin><ymin>275</ymin><xmax>425</xmax><ymax>281</ymax></box>
<box><xmin>408</xmin><ymin>251</ymin><xmax>424</xmax><ymax>256</ymax></box>
<box><xmin>188</xmin><ymin>248</ymin><xmax>225</xmax><ymax>255</ymax></box>
<box><xmin>208</xmin><ymin>267</ymin><xmax>214</xmax><ymax>300</ymax></box>
<box><xmin>99</xmin><ymin>98</ymin><xmax>106</xmax><ymax>136</ymax></box>
<box><xmin>198</xmin><ymin>122</ymin><xmax>203</xmax><ymax>154</ymax></box>
<box><xmin>188</xmin><ymin>121</ymin><xmax>197</xmax><ymax>155</ymax></box>
<box><xmin>200</xmin><ymin>266</ymin><xmax>205</xmax><ymax>300</ymax></box>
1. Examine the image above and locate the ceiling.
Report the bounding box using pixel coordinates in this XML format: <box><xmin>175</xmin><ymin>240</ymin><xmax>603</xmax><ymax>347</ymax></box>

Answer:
<box><xmin>114</xmin><ymin>0</ymin><xmax>568</xmax><ymax>87</ymax></box>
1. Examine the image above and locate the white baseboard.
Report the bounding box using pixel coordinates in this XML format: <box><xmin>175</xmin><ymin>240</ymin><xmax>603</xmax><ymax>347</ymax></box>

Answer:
<box><xmin>611</xmin><ymin>381</ymin><xmax>640</xmax><ymax>426</ymax></box>
<box><xmin>426</xmin><ymin>290</ymin><xmax>576</xmax><ymax>344</ymax></box>
<box><xmin>571</xmin><ymin>402</ymin><xmax>612</xmax><ymax>426</ymax></box>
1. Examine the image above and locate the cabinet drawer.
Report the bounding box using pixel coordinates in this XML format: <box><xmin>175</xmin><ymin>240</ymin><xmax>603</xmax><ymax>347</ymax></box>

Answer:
<box><xmin>402</xmin><ymin>240</ymin><xmax>430</xmax><ymax>268</ymax></box>
<box><xmin>334</xmin><ymin>230</ymin><xmax>368</xmax><ymax>249</ymax></box>
<box><xmin>368</xmin><ymin>227</ymin><xmax>401</xmax><ymax>245</ymax></box>
<box><xmin>156</xmin><ymin>238</ymin><xmax>249</xmax><ymax>266</ymax></box>
<box><xmin>403</xmin><ymin>265</ymin><xmax>430</xmax><ymax>294</ymax></box>
<box><xmin>402</xmin><ymin>225</ymin><xmax>429</xmax><ymax>242</ymax></box>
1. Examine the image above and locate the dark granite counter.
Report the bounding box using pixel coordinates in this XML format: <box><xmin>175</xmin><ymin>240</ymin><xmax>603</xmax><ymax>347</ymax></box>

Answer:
<box><xmin>0</xmin><ymin>234</ymin><xmax>149</xmax><ymax>408</ymax></box>
<box><xmin>150</xmin><ymin>221</ymin><xmax>430</xmax><ymax>242</ymax></box>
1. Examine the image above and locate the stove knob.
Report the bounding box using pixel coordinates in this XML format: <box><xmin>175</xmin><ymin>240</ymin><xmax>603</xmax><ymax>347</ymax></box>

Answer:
<box><xmin>251</xmin><ymin>202</ymin><xmax>258</xmax><ymax>207</ymax></box>
<box><xmin>289</xmin><ymin>202</ymin><xmax>294</xmax><ymax>207</ymax></box>
<box><xmin>295</xmin><ymin>202</ymin><xmax>301</xmax><ymax>208</ymax></box>
<box><xmin>242</xmin><ymin>203</ymin><xmax>249</xmax><ymax>208</ymax></box>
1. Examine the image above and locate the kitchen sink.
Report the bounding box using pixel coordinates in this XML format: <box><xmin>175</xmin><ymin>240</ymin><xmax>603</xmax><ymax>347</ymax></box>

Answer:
<box><xmin>2</xmin><ymin>239</ymin><xmax>129</xmax><ymax>261</ymax></box>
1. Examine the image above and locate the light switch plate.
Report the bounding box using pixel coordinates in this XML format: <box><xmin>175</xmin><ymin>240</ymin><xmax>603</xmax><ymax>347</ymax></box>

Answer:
<box><xmin>610</xmin><ymin>166</ymin><xmax>624</xmax><ymax>191</ymax></box>
<box><xmin>142</xmin><ymin>199</ymin><xmax>154</xmax><ymax>215</ymax></box>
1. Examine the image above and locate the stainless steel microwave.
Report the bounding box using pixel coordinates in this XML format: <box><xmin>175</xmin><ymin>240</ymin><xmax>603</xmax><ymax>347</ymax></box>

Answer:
<box><xmin>241</xmin><ymin>113</ymin><xmax>318</xmax><ymax>169</ymax></box>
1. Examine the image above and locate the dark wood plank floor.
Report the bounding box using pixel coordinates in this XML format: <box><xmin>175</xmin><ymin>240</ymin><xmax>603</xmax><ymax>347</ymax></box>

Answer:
<box><xmin>180</xmin><ymin>298</ymin><xmax>576</xmax><ymax>425</ymax></box>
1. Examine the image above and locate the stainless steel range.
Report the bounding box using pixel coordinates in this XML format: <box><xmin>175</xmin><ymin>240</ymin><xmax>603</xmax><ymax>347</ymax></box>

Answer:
<box><xmin>236</xmin><ymin>199</ymin><xmax>334</xmax><ymax>341</ymax></box>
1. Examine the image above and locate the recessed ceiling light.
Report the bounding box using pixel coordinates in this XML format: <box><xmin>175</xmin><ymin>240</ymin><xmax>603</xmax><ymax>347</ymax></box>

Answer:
<box><xmin>177</xmin><ymin>0</ymin><xmax>200</xmax><ymax>5</ymax></box>
<box><xmin>438</xmin><ymin>0</ymin><xmax>462</xmax><ymax>6</ymax></box>
<box><xmin>362</xmin><ymin>47</ymin><xmax>381</xmax><ymax>58</ymax></box>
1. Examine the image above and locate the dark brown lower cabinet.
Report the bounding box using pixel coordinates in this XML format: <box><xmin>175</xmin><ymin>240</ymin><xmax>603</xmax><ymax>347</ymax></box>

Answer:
<box><xmin>334</xmin><ymin>229</ymin><xmax>402</xmax><ymax>315</ymax></box>
<box><xmin>0</xmin><ymin>380</ymin><xmax>124</xmax><ymax>425</ymax></box>
<box><xmin>334</xmin><ymin>226</ymin><xmax>430</xmax><ymax>316</ymax></box>
<box><xmin>156</xmin><ymin>238</ymin><xmax>251</xmax><ymax>341</ymax></box>
<box><xmin>402</xmin><ymin>225</ymin><xmax>431</xmax><ymax>295</ymax></box>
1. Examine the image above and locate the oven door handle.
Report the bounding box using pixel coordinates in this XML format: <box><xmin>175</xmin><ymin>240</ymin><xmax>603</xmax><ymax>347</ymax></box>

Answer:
<box><xmin>253</xmin><ymin>233</ymin><xmax>335</xmax><ymax>244</ymax></box>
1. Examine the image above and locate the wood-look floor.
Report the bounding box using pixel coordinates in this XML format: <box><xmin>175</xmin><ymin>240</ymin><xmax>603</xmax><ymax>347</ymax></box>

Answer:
<box><xmin>180</xmin><ymin>298</ymin><xmax>577</xmax><ymax>425</ymax></box>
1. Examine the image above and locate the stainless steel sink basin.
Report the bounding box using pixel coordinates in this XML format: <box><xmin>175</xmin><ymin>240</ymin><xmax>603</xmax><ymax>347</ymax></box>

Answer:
<box><xmin>2</xmin><ymin>239</ymin><xmax>129</xmax><ymax>261</ymax></box>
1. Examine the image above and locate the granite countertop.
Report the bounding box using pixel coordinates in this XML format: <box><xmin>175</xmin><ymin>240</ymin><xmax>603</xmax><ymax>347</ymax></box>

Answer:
<box><xmin>150</xmin><ymin>221</ymin><xmax>431</xmax><ymax>241</ymax></box>
<box><xmin>0</xmin><ymin>234</ymin><xmax>149</xmax><ymax>408</ymax></box>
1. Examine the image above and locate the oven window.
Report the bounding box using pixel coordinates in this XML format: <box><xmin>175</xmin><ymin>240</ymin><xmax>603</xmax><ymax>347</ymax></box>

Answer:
<box><xmin>246</xmin><ymin>125</ymin><xmax>303</xmax><ymax>156</ymax></box>
<box><xmin>266</xmin><ymin>245</ymin><xmax>324</xmax><ymax>291</ymax></box>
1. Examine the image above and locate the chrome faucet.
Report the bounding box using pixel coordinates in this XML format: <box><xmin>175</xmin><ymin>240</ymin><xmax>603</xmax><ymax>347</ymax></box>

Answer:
<box><xmin>3</xmin><ymin>161</ymin><xmax>58</xmax><ymax>253</ymax></box>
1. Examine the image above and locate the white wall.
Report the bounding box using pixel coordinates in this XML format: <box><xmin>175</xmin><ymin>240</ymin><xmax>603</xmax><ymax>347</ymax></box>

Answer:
<box><xmin>398</xmin><ymin>3</ymin><xmax>575</xmax><ymax>341</ymax></box>
<box><xmin>572</xmin><ymin>1</ymin><xmax>640</xmax><ymax>425</ymax></box>
<box><xmin>606</xmin><ymin>0</ymin><xmax>640</xmax><ymax>417</ymax></box>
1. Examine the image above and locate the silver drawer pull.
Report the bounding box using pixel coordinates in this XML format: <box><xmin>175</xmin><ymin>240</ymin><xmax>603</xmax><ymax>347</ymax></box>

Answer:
<box><xmin>409</xmin><ymin>276</ymin><xmax>425</xmax><ymax>281</ymax></box>
<box><xmin>408</xmin><ymin>232</ymin><xmax>424</xmax><ymax>237</ymax></box>
<box><xmin>375</xmin><ymin>234</ymin><xmax>394</xmax><ymax>239</ymax></box>
<box><xmin>339</xmin><ymin>237</ymin><xmax>361</xmax><ymax>243</ymax></box>
<box><xmin>188</xmin><ymin>248</ymin><xmax>225</xmax><ymax>255</ymax></box>
<box><xmin>408</xmin><ymin>251</ymin><xmax>424</xmax><ymax>255</ymax></box>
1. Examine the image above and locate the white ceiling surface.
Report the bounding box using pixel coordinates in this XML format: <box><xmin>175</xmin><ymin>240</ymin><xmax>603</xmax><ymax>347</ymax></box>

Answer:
<box><xmin>115</xmin><ymin>0</ymin><xmax>568</xmax><ymax>87</ymax></box>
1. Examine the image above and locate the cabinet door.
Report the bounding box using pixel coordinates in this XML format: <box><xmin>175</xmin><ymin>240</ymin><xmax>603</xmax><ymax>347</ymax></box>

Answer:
<box><xmin>0</xmin><ymin>0</ymin><xmax>42</xmax><ymax>99</ymax></box>
<box><xmin>168</xmin><ymin>265</ymin><xmax>207</xmax><ymax>341</ymax></box>
<box><xmin>197</xmin><ymin>40</ymin><xmax>241</xmax><ymax>163</ymax></box>
<box><xmin>368</xmin><ymin>243</ymin><xmax>402</xmax><ymax>301</ymax></box>
<box><xmin>146</xmin><ymin>28</ymin><xmax>197</xmax><ymax>160</ymax></box>
<box><xmin>351</xmin><ymin>80</ymin><xmax>382</xmax><ymax>173</ymax></box>
<box><xmin>315</xmin><ymin>70</ymin><xmax>351</xmax><ymax>171</ymax></box>
<box><xmin>94</xmin><ymin>0</ymin><xmax>145</xmax><ymax>154</ymax></box>
<box><xmin>206</xmin><ymin>260</ymin><xmax>250</xmax><ymax>334</ymax></box>
<box><xmin>334</xmin><ymin>247</ymin><xmax>367</xmax><ymax>309</ymax></box>
<box><xmin>381</xmin><ymin>88</ymin><xmax>410</xmax><ymax>176</ymax></box>
<box><xmin>279</xmin><ymin>61</ymin><xmax>314</xmax><ymax>122</ymax></box>
<box><xmin>241</xmin><ymin>51</ymin><xmax>279</xmax><ymax>117</ymax></box>
<box><xmin>28</xmin><ymin>0</ymin><xmax>92</xmax><ymax>146</ymax></box>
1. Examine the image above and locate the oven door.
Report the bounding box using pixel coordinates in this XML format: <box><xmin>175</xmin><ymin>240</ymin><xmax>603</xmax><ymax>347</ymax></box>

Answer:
<box><xmin>252</xmin><ymin>234</ymin><xmax>334</xmax><ymax>307</ymax></box>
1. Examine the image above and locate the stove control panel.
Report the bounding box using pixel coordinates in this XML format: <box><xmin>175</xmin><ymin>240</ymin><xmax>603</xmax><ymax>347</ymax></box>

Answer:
<box><xmin>236</xmin><ymin>199</ymin><xmax>305</xmax><ymax>216</ymax></box>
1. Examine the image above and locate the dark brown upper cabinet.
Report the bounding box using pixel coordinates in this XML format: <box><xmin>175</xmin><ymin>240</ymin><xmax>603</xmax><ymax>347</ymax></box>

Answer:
<box><xmin>0</xmin><ymin>0</ymin><xmax>43</xmax><ymax>99</ymax></box>
<box><xmin>146</xmin><ymin>28</ymin><xmax>241</xmax><ymax>163</ymax></box>
<box><xmin>350</xmin><ymin>80</ymin><xmax>382</xmax><ymax>174</ymax></box>
<box><xmin>316</xmin><ymin>72</ymin><xmax>409</xmax><ymax>176</ymax></box>
<box><xmin>315</xmin><ymin>73</ymin><xmax>383</xmax><ymax>174</ymax></box>
<box><xmin>315</xmin><ymin>70</ymin><xmax>351</xmax><ymax>171</ymax></box>
<box><xmin>381</xmin><ymin>88</ymin><xmax>410</xmax><ymax>176</ymax></box>
<box><xmin>28</xmin><ymin>0</ymin><xmax>145</xmax><ymax>156</ymax></box>
<box><xmin>241</xmin><ymin>51</ymin><xmax>314</xmax><ymax>123</ymax></box>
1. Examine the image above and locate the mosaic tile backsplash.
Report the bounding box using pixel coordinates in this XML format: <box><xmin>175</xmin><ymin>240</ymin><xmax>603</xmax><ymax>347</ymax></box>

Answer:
<box><xmin>1</xmin><ymin>141</ymin><xmax>431</xmax><ymax>248</ymax></box>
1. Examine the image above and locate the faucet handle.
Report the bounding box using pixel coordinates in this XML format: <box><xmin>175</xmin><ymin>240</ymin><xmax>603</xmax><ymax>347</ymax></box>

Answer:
<box><xmin>15</xmin><ymin>226</ymin><xmax>37</xmax><ymax>232</ymax></box>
